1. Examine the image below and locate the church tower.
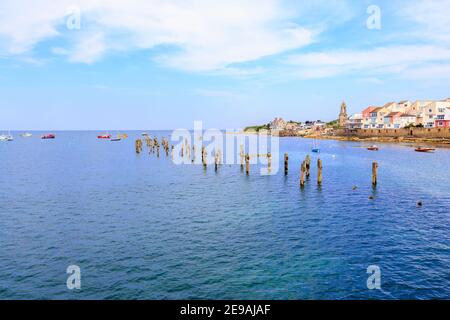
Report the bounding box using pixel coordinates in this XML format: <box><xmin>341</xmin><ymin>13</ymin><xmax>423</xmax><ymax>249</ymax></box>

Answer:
<box><xmin>338</xmin><ymin>101</ymin><xmax>348</xmax><ymax>128</ymax></box>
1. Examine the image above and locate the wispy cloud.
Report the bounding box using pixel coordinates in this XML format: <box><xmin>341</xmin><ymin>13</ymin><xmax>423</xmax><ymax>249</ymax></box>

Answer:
<box><xmin>287</xmin><ymin>45</ymin><xmax>450</xmax><ymax>79</ymax></box>
<box><xmin>281</xmin><ymin>0</ymin><xmax>450</xmax><ymax>81</ymax></box>
<box><xmin>400</xmin><ymin>0</ymin><xmax>450</xmax><ymax>42</ymax></box>
<box><xmin>0</xmin><ymin>0</ymin><xmax>325</xmax><ymax>72</ymax></box>
<box><xmin>3</xmin><ymin>0</ymin><xmax>448</xmax><ymax>83</ymax></box>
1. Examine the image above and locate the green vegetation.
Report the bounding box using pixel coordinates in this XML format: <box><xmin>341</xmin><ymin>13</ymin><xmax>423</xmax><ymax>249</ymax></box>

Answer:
<box><xmin>327</xmin><ymin>119</ymin><xmax>339</xmax><ymax>129</ymax></box>
<box><xmin>244</xmin><ymin>124</ymin><xmax>269</xmax><ymax>132</ymax></box>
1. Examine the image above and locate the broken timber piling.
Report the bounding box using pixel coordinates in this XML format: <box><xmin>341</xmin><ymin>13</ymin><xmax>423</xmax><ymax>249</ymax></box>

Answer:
<box><xmin>284</xmin><ymin>153</ymin><xmax>288</xmax><ymax>175</ymax></box>
<box><xmin>372</xmin><ymin>162</ymin><xmax>378</xmax><ymax>186</ymax></box>
<box><xmin>317</xmin><ymin>158</ymin><xmax>323</xmax><ymax>186</ymax></box>
<box><xmin>245</xmin><ymin>154</ymin><xmax>250</xmax><ymax>175</ymax></box>
<box><xmin>305</xmin><ymin>155</ymin><xmax>311</xmax><ymax>178</ymax></box>
<box><xmin>300</xmin><ymin>161</ymin><xmax>306</xmax><ymax>187</ymax></box>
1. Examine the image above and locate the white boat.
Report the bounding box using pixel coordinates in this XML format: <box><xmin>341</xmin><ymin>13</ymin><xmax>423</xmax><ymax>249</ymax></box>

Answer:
<box><xmin>0</xmin><ymin>131</ymin><xmax>13</xmax><ymax>141</ymax></box>
<box><xmin>20</xmin><ymin>133</ymin><xmax>32</xmax><ymax>138</ymax></box>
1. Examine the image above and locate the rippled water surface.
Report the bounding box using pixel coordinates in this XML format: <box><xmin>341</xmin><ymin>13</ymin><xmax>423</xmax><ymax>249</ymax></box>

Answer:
<box><xmin>0</xmin><ymin>131</ymin><xmax>449</xmax><ymax>299</ymax></box>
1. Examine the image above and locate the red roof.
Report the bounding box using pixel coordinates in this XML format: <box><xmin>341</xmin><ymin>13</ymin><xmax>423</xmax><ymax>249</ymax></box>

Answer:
<box><xmin>386</xmin><ymin>112</ymin><xmax>402</xmax><ymax>117</ymax></box>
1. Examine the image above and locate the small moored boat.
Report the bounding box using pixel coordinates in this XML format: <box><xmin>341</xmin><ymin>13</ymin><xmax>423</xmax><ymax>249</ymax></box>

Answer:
<box><xmin>0</xmin><ymin>135</ymin><xmax>13</xmax><ymax>141</ymax></box>
<box><xmin>415</xmin><ymin>147</ymin><xmax>435</xmax><ymax>153</ymax></box>
<box><xmin>20</xmin><ymin>133</ymin><xmax>33</xmax><ymax>138</ymax></box>
<box><xmin>41</xmin><ymin>134</ymin><xmax>55</xmax><ymax>139</ymax></box>
<box><xmin>98</xmin><ymin>133</ymin><xmax>111</xmax><ymax>139</ymax></box>
<box><xmin>0</xmin><ymin>131</ymin><xmax>14</xmax><ymax>141</ymax></box>
<box><xmin>311</xmin><ymin>139</ymin><xmax>320</xmax><ymax>153</ymax></box>
<box><xmin>367</xmin><ymin>145</ymin><xmax>379</xmax><ymax>151</ymax></box>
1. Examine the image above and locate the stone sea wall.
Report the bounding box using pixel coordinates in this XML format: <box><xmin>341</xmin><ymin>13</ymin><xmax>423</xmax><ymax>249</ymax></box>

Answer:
<box><xmin>347</xmin><ymin>127</ymin><xmax>450</xmax><ymax>139</ymax></box>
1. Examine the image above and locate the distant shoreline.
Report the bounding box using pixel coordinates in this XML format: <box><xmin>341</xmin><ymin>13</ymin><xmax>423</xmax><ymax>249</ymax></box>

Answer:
<box><xmin>238</xmin><ymin>130</ymin><xmax>450</xmax><ymax>148</ymax></box>
<box><xmin>305</xmin><ymin>134</ymin><xmax>450</xmax><ymax>148</ymax></box>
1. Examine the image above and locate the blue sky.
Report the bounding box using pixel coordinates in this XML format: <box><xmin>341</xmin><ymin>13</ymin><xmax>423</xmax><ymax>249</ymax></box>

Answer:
<box><xmin>1</xmin><ymin>0</ymin><xmax>450</xmax><ymax>130</ymax></box>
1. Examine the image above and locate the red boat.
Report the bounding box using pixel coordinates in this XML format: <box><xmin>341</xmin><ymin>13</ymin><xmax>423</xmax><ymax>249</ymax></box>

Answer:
<box><xmin>41</xmin><ymin>134</ymin><xmax>55</xmax><ymax>139</ymax></box>
<box><xmin>415</xmin><ymin>147</ymin><xmax>435</xmax><ymax>153</ymax></box>
<box><xmin>97</xmin><ymin>134</ymin><xmax>111</xmax><ymax>139</ymax></box>
<box><xmin>367</xmin><ymin>145</ymin><xmax>379</xmax><ymax>151</ymax></box>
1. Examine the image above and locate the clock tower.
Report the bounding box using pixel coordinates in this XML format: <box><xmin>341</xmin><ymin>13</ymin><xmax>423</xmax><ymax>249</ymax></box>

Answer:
<box><xmin>339</xmin><ymin>101</ymin><xmax>348</xmax><ymax>128</ymax></box>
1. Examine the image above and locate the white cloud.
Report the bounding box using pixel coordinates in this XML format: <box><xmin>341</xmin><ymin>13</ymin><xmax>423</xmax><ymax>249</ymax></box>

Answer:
<box><xmin>400</xmin><ymin>0</ymin><xmax>450</xmax><ymax>42</ymax></box>
<box><xmin>404</xmin><ymin>64</ymin><xmax>450</xmax><ymax>80</ymax></box>
<box><xmin>67</xmin><ymin>32</ymin><xmax>106</xmax><ymax>64</ymax></box>
<box><xmin>0</xmin><ymin>1</ymin><xmax>64</xmax><ymax>54</ymax></box>
<box><xmin>287</xmin><ymin>45</ymin><xmax>450</xmax><ymax>79</ymax></box>
<box><xmin>282</xmin><ymin>1</ymin><xmax>450</xmax><ymax>81</ymax></box>
<box><xmin>0</xmin><ymin>0</ymin><xmax>319</xmax><ymax>71</ymax></box>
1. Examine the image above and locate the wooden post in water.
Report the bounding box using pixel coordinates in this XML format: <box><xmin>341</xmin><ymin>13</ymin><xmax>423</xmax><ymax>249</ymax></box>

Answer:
<box><xmin>372</xmin><ymin>162</ymin><xmax>378</xmax><ymax>186</ymax></box>
<box><xmin>240</xmin><ymin>145</ymin><xmax>244</xmax><ymax>170</ymax></box>
<box><xmin>300</xmin><ymin>161</ymin><xmax>305</xmax><ymax>187</ymax></box>
<box><xmin>317</xmin><ymin>158</ymin><xmax>323</xmax><ymax>186</ymax></box>
<box><xmin>215</xmin><ymin>151</ymin><xmax>219</xmax><ymax>172</ymax></box>
<box><xmin>267</xmin><ymin>153</ymin><xmax>272</xmax><ymax>173</ymax></box>
<box><xmin>245</xmin><ymin>154</ymin><xmax>250</xmax><ymax>175</ymax></box>
<box><xmin>305</xmin><ymin>155</ymin><xmax>311</xmax><ymax>178</ymax></box>
<box><xmin>202</xmin><ymin>146</ymin><xmax>207</xmax><ymax>168</ymax></box>
<box><xmin>284</xmin><ymin>153</ymin><xmax>289</xmax><ymax>175</ymax></box>
<box><xmin>135</xmin><ymin>139</ymin><xmax>142</xmax><ymax>154</ymax></box>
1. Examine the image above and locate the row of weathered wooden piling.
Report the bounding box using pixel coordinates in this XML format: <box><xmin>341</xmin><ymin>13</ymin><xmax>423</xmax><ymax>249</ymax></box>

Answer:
<box><xmin>135</xmin><ymin>138</ymin><xmax>379</xmax><ymax>187</ymax></box>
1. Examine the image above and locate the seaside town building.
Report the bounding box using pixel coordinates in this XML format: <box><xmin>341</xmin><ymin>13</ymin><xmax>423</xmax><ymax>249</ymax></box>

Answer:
<box><xmin>383</xmin><ymin>112</ymin><xmax>403</xmax><ymax>129</ymax></box>
<box><xmin>347</xmin><ymin>113</ymin><xmax>363</xmax><ymax>130</ymax></box>
<box><xmin>285</xmin><ymin>121</ymin><xmax>301</xmax><ymax>131</ymax></box>
<box><xmin>435</xmin><ymin>106</ymin><xmax>450</xmax><ymax>128</ymax></box>
<box><xmin>269</xmin><ymin>117</ymin><xmax>287</xmax><ymax>131</ymax></box>
<box><xmin>312</xmin><ymin>120</ymin><xmax>326</xmax><ymax>131</ymax></box>
<box><xmin>398</xmin><ymin>114</ymin><xmax>417</xmax><ymax>128</ymax></box>
<box><xmin>338</xmin><ymin>102</ymin><xmax>348</xmax><ymax>128</ymax></box>
<box><xmin>349</xmin><ymin>98</ymin><xmax>450</xmax><ymax>130</ymax></box>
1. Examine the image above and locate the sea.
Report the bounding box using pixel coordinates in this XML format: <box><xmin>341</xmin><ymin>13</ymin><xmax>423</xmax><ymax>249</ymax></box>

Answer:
<box><xmin>0</xmin><ymin>131</ymin><xmax>449</xmax><ymax>299</ymax></box>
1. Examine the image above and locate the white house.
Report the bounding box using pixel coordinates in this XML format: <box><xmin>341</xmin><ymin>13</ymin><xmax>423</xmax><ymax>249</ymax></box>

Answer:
<box><xmin>397</xmin><ymin>114</ymin><xmax>417</xmax><ymax>128</ymax></box>
<box><xmin>347</xmin><ymin>113</ymin><xmax>363</xmax><ymax>130</ymax></box>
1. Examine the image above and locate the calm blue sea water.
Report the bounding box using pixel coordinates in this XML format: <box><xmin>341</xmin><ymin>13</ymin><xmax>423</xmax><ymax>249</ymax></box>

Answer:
<box><xmin>0</xmin><ymin>131</ymin><xmax>449</xmax><ymax>300</ymax></box>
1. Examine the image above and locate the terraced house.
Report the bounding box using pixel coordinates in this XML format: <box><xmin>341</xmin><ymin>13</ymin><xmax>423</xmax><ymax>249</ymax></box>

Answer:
<box><xmin>435</xmin><ymin>106</ymin><xmax>450</xmax><ymax>128</ymax></box>
<box><xmin>352</xmin><ymin>98</ymin><xmax>450</xmax><ymax>130</ymax></box>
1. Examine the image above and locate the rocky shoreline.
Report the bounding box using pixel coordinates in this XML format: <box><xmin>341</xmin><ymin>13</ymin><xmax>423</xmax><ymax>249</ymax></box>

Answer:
<box><xmin>237</xmin><ymin>130</ymin><xmax>450</xmax><ymax>147</ymax></box>
<box><xmin>304</xmin><ymin>134</ymin><xmax>450</xmax><ymax>147</ymax></box>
